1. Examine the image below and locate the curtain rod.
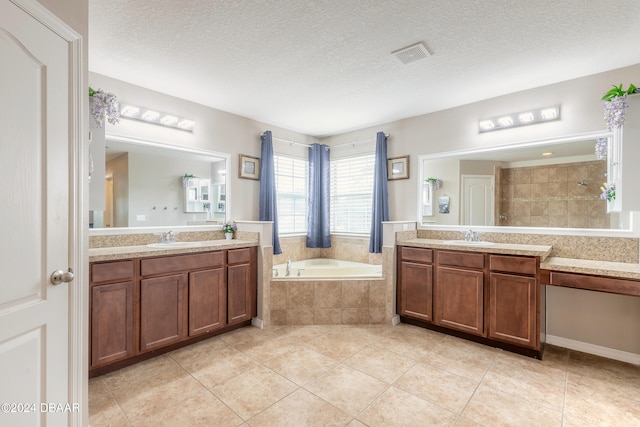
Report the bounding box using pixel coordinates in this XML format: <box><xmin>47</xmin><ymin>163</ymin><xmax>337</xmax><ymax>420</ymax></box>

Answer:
<box><xmin>261</xmin><ymin>133</ymin><xmax>313</xmax><ymax>148</ymax></box>
<box><xmin>331</xmin><ymin>133</ymin><xmax>390</xmax><ymax>149</ymax></box>
<box><xmin>262</xmin><ymin>132</ymin><xmax>389</xmax><ymax>149</ymax></box>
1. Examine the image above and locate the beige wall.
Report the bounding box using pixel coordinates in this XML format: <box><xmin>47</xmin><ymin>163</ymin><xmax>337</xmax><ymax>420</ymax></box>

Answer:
<box><xmin>321</xmin><ymin>64</ymin><xmax>640</xmax><ymax>358</ymax></box>
<box><xmin>89</xmin><ymin>72</ymin><xmax>318</xmax><ymax>222</ymax></box>
<box><xmin>320</xmin><ymin>64</ymin><xmax>640</xmax><ymax>223</ymax></box>
<box><xmin>91</xmin><ymin>63</ymin><xmax>640</xmax><ymax>357</ymax></box>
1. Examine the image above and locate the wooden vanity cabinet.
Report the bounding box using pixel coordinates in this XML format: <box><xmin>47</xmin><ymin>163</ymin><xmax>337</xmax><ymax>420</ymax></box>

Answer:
<box><xmin>89</xmin><ymin>246</ymin><xmax>257</xmax><ymax>376</ymax></box>
<box><xmin>139</xmin><ymin>251</ymin><xmax>226</xmax><ymax>350</ymax></box>
<box><xmin>90</xmin><ymin>260</ymin><xmax>136</xmax><ymax>368</ymax></box>
<box><xmin>397</xmin><ymin>247</ymin><xmax>433</xmax><ymax>321</ymax></box>
<box><xmin>227</xmin><ymin>247</ymin><xmax>257</xmax><ymax>325</ymax></box>
<box><xmin>488</xmin><ymin>255</ymin><xmax>539</xmax><ymax>349</ymax></box>
<box><xmin>189</xmin><ymin>267</ymin><xmax>226</xmax><ymax>336</ymax></box>
<box><xmin>434</xmin><ymin>251</ymin><xmax>486</xmax><ymax>336</ymax></box>
<box><xmin>139</xmin><ymin>273</ymin><xmax>187</xmax><ymax>351</ymax></box>
<box><xmin>397</xmin><ymin>246</ymin><xmax>543</xmax><ymax>358</ymax></box>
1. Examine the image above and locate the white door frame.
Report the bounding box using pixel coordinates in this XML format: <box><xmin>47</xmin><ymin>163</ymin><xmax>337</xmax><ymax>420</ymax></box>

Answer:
<box><xmin>11</xmin><ymin>0</ymin><xmax>86</xmax><ymax>425</ymax></box>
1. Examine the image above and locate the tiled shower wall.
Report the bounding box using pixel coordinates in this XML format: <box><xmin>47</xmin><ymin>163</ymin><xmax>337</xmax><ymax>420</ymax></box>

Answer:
<box><xmin>273</xmin><ymin>235</ymin><xmax>382</xmax><ymax>266</ymax></box>
<box><xmin>498</xmin><ymin>160</ymin><xmax>609</xmax><ymax>228</ymax></box>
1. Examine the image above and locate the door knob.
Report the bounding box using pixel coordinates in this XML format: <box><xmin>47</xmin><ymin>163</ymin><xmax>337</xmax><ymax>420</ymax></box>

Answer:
<box><xmin>51</xmin><ymin>268</ymin><xmax>75</xmax><ymax>285</ymax></box>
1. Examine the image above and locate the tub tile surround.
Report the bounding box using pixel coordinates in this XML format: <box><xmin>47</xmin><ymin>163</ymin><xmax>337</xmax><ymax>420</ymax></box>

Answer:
<box><xmin>269</xmin><ymin>235</ymin><xmax>389</xmax><ymax>326</ymax></box>
<box><xmin>270</xmin><ymin>279</ymin><xmax>386</xmax><ymax>326</ymax></box>
<box><xmin>273</xmin><ymin>235</ymin><xmax>382</xmax><ymax>266</ymax></box>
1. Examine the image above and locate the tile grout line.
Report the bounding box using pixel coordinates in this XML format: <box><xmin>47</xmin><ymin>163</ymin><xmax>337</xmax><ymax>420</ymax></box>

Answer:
<box><xmin>451</xmin><ymin>348</ymin><xmax>498</xmax><ymax>427</ymax></box>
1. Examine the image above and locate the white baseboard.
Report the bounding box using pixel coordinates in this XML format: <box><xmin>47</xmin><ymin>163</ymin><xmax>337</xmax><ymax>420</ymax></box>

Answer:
<box><xmin>546</xmin><ymin>335</ymin><xmax>640</xmax><ymax>365</ymax></box>
<box><xmin>251</xmin><ymin>317</ymin><xmax>264</xmax><ymax>329</ymax></box>
<box><xmin>391</xmin><ymin>314</ymin><xmax>400</xmax><ymax>326</ymax></box>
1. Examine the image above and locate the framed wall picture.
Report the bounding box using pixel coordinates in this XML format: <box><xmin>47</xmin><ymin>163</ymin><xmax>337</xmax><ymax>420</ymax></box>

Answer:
<box><xmin>387</xmin><ymin>155</ymin><xmax>409</xmax><ymax>180</ymax></box>
<box><xmin>239</xmin><ymin>154</ymin><xmax>260</xmax><ymax>180</ymax></box>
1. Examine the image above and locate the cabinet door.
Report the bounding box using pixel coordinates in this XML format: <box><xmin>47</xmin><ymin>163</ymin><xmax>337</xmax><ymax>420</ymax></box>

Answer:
<box><xmin>227</xmin><ymin>263</ymin><xmax>253</xmax><ymax>325</ymax></box>
<box><xmin>398</xmin><ymin>261</ymin><xmax>433</xmax><ymax>321</ymax></box>
<box><xmin>434</xmin><ymin>267</ymin><xmax>484</xmax><ymax>336</ymax></box>
<box><xmin>90</xmin><ymin>282</ymin><xmax>134</xmax><ymax>367</ymax></box>
<box><xmin>189</xmin><ymin>268</ymin><xmax>226</xmax><ymax>336</ymax></box>
<box><xmin>489</xmin><ymin>273</ymin><xmax>537</xmax><ymax>349</ymax></box>
<box><xmin>140</xmin><ymin>274</ymin><xmax>186</xmax><ymax>352</ymax></box>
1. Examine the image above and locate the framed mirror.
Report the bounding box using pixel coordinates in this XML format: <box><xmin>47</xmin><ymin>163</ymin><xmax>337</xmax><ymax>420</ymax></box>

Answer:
<box><xmin>418</xmin><ymin>130</ymin><xmax>637</xmax><ymax>236</ymax></box>
<box><xmin>90</xmin><ymin>135</ymin><xmax>229</xmax><ymax>229</ymax></box>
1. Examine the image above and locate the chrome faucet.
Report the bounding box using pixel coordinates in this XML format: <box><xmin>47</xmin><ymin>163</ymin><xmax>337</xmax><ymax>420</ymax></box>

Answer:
<box><xmin>158</xmin><ymin>230</ymin><xmax>175</xmax><ymax>244</ymax></box>
<box><xmin>285</xmin><ymin>259</ymin><xmax>292</xmax><ymax>276</ymax></box>
<box><xmin>464</xmin><ymin>229</ymin><xmax>473</xmax><ymax>242</ymax></box>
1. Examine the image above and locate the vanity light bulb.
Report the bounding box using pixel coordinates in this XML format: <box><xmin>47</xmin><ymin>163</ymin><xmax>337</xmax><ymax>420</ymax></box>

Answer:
<box><xmin>141</xmin><ymin>110</ymin><xmax>160</xmax><ymax>121</ymax></box>
<box><xmin>479</xmin><ymin>120</ymin><xmax>495</xmax><ymax>130</ymax></box>
<box><xmin>120</xmin><ymin>105</ymin><xmax>140</xmax><ymax>117</ymax></box>
<box><xmin>540</xmin><ymin>108</ymin><xmax>558</xmax><ymax>120</ymax></box>
<box><xmin>498</xmin><ymin>116</ymin><xmax>514</xmax><ymax>127</ymax></box>
<box><xmin>178</xmin><ymin>120</ymin><xmax>195</xmax><ymax>130</ymax></box>
<box><xmin>519</xmin><ymin>112</ymin><xmax>534</xmax><ymax>123</ymax></box>
<box><xmin>160</xmin><ymin>115</ymin><xmax>178</xmax><ymax>126</ymax></box>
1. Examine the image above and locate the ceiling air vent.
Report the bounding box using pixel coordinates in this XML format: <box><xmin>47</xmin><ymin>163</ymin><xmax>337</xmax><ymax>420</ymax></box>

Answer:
<box><xmin>392</xmin><ymin>42</ymin><xmax>430</xmax><ymax>65</ymax></box>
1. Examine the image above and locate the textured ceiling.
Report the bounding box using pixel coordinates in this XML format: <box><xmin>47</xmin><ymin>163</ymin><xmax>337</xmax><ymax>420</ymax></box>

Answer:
<box><xmin>89</xmin><ymin>0</ymin><xmax>640</xmax><ymax>137</ymax></box>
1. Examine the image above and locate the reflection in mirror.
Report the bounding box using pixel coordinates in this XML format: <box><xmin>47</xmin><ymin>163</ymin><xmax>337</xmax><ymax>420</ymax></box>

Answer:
<box><xmin>89</xmin><ymin>137</ymin><xmax>228</xmax><ymax>229</ymax></box>
<box><xmin>419</xmin><ymin>132</ymin><xmax>632</xmax><ymax>231</ymax></box>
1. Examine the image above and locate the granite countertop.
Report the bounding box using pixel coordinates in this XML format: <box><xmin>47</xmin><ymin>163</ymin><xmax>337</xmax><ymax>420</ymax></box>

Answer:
<box><xmin>540</xmin><ymin>257</ymin><xmax>640</xmax><ymax>280</ymax></box>
<box><xmin>89</xmin><ymin>239</ymin><xmax>259</xmax><ymax>262</ymax></box>
<box><xmin>397</xmin><ymin>238</ymin><xmax>553</xmax><ymax>259</ymax></box>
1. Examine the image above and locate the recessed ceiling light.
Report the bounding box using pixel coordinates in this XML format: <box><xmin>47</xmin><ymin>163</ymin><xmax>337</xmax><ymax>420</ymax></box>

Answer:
<box><xmin>542</xmin><ymin>152</ymin><xmax>553</xmax><ymax>156</ymax></box>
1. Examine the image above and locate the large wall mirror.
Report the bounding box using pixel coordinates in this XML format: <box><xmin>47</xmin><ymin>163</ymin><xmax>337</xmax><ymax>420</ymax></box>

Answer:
<box><xmin>418</xmin><ymin>131</ymin><xmax>636</xmax><ymax>235</ymax></box>
<box><xmin>90</xmin><ymin>135</ymin><xmax>229</xmax><ymax>229</ymax></box>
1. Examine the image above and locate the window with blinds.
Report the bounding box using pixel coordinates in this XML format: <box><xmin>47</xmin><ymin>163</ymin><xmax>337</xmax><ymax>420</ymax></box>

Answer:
<box><xmin>274</xmin><ymin>155</ymin><xmax>308</xmax><ymax>234</ymax></box>
<box><xmin>330</xmin><ymin>154</ymin><xmax>375</xmax><ymax>234</ymax></box>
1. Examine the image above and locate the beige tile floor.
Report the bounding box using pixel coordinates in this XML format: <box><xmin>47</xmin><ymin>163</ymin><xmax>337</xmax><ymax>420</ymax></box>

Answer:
<box><xmin>89</xmin><ymin>324</ymin><xmax>640</xmax><ymax>426</ymax></box>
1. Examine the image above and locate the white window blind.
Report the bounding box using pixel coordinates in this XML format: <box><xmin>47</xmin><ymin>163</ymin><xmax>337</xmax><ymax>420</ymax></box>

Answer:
<box><xmin>330</xmin><ymin>154</ymin><xmax>375</xmax><ymax>234</ymax></box>
<box><xmin>274</xmin><ymin>155</ymin><xmax>308</xmax><ymax>234</ymax></box>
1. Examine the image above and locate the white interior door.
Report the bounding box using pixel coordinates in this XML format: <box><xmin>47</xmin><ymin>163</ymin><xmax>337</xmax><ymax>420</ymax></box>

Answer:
<box><xmin>0</xmin><ymin>1</ymin><xmax>76</xmax><ymax>425</ymax></box>
<box><xmin>462</xmin><ymin>175</ymin><xmax>494</xmax><ymax>226</ymax></box>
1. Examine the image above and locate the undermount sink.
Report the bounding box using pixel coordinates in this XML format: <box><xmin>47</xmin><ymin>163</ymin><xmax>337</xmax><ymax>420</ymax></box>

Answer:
<box><xmin>442</xmin><ymin>240</ymin><xmax>495</xmax><ymax>246</ymax></box>
<box><xmin>146</xmin><ymin>241</ymin><xmax>203</xmax><ymax>249</ymax></box>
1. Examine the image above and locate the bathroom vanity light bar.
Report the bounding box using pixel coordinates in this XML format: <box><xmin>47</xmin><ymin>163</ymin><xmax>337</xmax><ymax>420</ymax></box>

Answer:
<box><xmin>479</xmin><ymin>105</ymin><xmax>560</xmax><ymax>133</ymax></box>
<box><xmin>120</xmin><ymin>103</ymin><xmax>195</xmax><ymax>132</ymax></box>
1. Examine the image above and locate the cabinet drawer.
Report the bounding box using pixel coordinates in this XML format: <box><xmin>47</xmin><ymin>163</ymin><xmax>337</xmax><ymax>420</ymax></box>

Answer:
<box><xmin>549</xmin><ymin>271</ymin><xmax>640</xmax><ymax>297</ymax></box>
<box><xmin>141</xmin><ymin>251</ymin><xmax>224</xmax><ymax>276</ymax></box>
<box><xmin>437</xmin><ymin>250</ymin><xmax>484</xmax><ymax>269</ymax></box>
<box><xmin>490</xmin><ymin>255</ymin><xmax>537</xmax><ymax>275</ymax></box>
<box><xmin>228</xmin><ymin>248</ymin><xmax>251</xmax><ymax>265</ymax></box>
<box><xmin>91</xmin><ymin>260</ymin><xmax>134</xmax><ymax>283</ymax></box>
<box><xmin>400</xmin><ymin>247</ymin><xmax>433</xmax><ymax>264</ymax></box>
